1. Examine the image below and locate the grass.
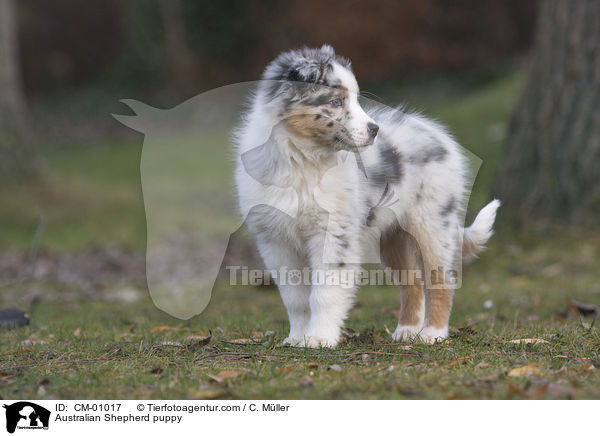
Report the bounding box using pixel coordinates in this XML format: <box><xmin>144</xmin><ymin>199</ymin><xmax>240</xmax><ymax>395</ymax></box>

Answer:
<box><xmin>1</xmin><ymin>69</ymin><xmax>600</xmax><ymax>399</ymax></box>
<box><xmin>2</xmin><ymin>232</ymin><xmax>600</xmax><ymax>399</ymax></box>
<box><xmin>0</xmin><ymin>142</ymin><xmax>146</xmax><ymax>251</ymax></box>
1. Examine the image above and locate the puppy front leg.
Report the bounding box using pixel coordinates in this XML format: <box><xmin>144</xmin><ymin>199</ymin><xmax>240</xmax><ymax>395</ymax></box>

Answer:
<box><xmin>303</xmin><ymin>231</ymin><xmax>359</xmax><ymax>348</ymax></box>
<box><xmin>256</xmin><ymin>237</ymin><xmax>310</xmax><ymax>345</ymax></box>
<box><xmin>304</xmin><ymin>278</ymin><xmax>356</xmax><ymax>348</ymax></box>
<box><xmin>280</xmin><ymin>285</ymin><xmax>311</xmax><ymax>346</ymax></box>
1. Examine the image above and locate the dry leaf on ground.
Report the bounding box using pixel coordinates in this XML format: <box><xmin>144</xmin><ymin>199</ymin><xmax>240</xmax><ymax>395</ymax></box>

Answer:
<box><xmin>189</xmin><ymin>389</ymin><xmax>227</xmax><ymax>400</ymax></box>
<box><xmin>159</xmin><ymin>341</ymin><xmax>184</xmax><ymax>347</ymax></box>
<box><xmin>509</xmin><ymin>338</ymin><xmax>550</xmax><ymax>345</ymax></box>
<box><xmin>19</xmin><ymin>339</ymin><xmax>48</xmax><ymax>346</ymax></box>
<box><xmin>217</xmin><ymin>370</ymin><xmax>240</xmax><ymax>380</ymax></box>
<box><xmin>186</xmin><ymin>331</ymin><xmax>212</xmax><ymax>347</ymax></box>
<box><xmin>150</xmin><ymin>326</ymin><xmax>178</xmax><ymax>334</ymax></box>
<box><xmin>224</xmin><ymin>338</ymin><xmax>261</xmax><ymax>344</ymax></box>
<box><xmin>567</xmin><ymin>299</ymin><xmax>598</xmax><ymax>317</ymax></box>
<box><xmin>300</xmin><ymin>375</ymin><xmax>313</xmax><ymax>387</ymax></box>
<box><xmin>508</xmin><ymin>364</ymin><xmax>542</xmax><ymax>377</ymax></box>
<box><xmin>276</xmin><ymin>365</ymin><xmax>295</xmax><ymax>374</ymax></box>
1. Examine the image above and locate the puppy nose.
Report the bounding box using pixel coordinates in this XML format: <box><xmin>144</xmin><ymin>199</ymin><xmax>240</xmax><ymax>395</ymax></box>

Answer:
<box><xmin>367</xmin><ymin>122</ymin><xmax>379</xmax><ymax>138</ymax></box>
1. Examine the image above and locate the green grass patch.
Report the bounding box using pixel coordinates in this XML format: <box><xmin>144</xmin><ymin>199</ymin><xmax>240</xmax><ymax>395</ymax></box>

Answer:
<box><xmin>1</xmin><ymin>230</ymin><xmax>599</xmax><ymax>399</ymax></box>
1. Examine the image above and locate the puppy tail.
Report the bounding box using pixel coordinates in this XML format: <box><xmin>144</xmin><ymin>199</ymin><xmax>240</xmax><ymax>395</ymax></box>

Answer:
<box><xmin>461</xmin><ymin>199</ymin><xmax>500</xmax><ymax>262</ymax></box>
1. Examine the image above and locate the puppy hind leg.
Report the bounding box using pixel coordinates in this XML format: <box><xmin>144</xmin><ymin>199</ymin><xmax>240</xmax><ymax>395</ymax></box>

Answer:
<box><xmin>382</xmin><ymin>230</ymin><xmax>425</xmax><ymax>342</ymax></box>
<box><xmin>421</xmin><ymin>285</ymin><xmax>454</xmax><ymax>343</ymax></box>
<box><xmin>393</xmin><ymin>284</ymin><xmax>425</xmax><ymax>341</ymax></box>
<box><xmin>420</xmin><ymin>239</ymin><xmax>455</xmax><ymax>343</ymax></box>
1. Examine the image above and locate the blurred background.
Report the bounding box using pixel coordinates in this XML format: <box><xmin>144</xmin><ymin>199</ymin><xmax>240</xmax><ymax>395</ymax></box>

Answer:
<box><xmin>1</xmin><ymin>0</ymin><xmax>599</xmax><ymax>331</ymax></box>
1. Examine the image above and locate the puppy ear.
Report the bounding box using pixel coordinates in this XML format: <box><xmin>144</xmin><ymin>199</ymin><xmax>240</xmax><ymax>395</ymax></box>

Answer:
<box><xmin>286</xmin><ymin>66</ymin><xmax>303</xmax><ymax>83</ymax></box>
<box><xmin>320</xmin><ymin>44</ymin><xmax>335</xmax><ymax>55</ymax></box>
<box><xmin>286</xmin><ymin>62</ymin><xmax>319</xmax><ymax>84</ymax></box>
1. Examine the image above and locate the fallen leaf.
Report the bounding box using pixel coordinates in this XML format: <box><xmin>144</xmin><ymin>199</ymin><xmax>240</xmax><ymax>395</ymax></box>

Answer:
<box><xmin>582</xmin><ymin>363</ymin><xmax>595</xmax><ymax>375</ymax></box>
<box><xmin>509</xmin><ymin>338</ymin><xmax>550</xmax><ymax>345</ymax></box>
<box><xmin>307</xmin><ymin>361</ymin><xmax>318</xmax><ymax>369</ymax></box>
<box><xmin>186</xmin><ymin>331</ymin><xmax>212</xmax><ymax>347</ymax></box>
<box><xmin>159</xmin><ymin>341</ymin><xmax>183</xmax><ymax>347</ymax></box>
<box><xmin>542</xmin><ymin>263</ymin><xmax>563</xmax><ymax>277</ymax></box>
<box><xmin>475</xmin><ymin>361</ymin><xmax>491</xmax><ymax>370</ymax></box>
<box><xmin>477</xmin><ymin>374</ymin><xmax>499</xmax><ymax>383</ymax></box>
<box><xmin>225</xmin><ymin>338</ymin><xmax>260</xmax><ymax>344</ymax></box>
<box><xmin>19</xmin><ymin>339</ymin><xmax>48</xmax><ymax>346</ymax></box>
<box><xmin>0</xmin><ymin>372</ymin><xmax>14</xmax><ymax>383</ymax></box>
<box><xmin>151</xmin><ymin>326</ymin><xmax>178</xmax><ymax>334</ymax></box>
<box><xmin>73</xmin><ymin>327</ymin><xmax>81</xmax><ymax>337</ymax></box>
<box><xmin>543</xmin><ymin>381</ymin><xmax>576</xmax><ymax>399</ymax></box>
<box><xmin>448</xmin><ymin>356</ymin><xmax>469</xmax><ymax>367</ymax></box>
<box><xmin>189</xmin><ymin>389</ymin><xmax>227</xmax><ymax>399</ymax></box>
<box><xmin>217</xmin><ymin>370</ymin><xmax>239</xmax><ymax>380</ymax></box>
<box><xmin>328</xmin><ymin>364</ymin><xmax>342</xmax><ymax>372</ymax></box>
<box><xmin>276</xmin><ymin>365</ymin><xmax>295</xmax><ymax>374</ymax></box>
<box><xmin>567</xmin><ymin>299</ymin><xmax>598</xmax><ymax>318</ymax></box>
<box><xmin>300</xmin><ymin>375</ymin><xmax>313</xmax><ymax>388</ymax></box>
<box><xmin>508</xmin><ymin>364</ymin><xmax>542</xmax><ymax>377</ymax></box>
<box><xmin>507</xmin><ymin>382</ymin><xmax>523</xmax><ymax>395</ymax></box>
<box><xmin>508</xmin><ymin>276</ymin><xmax>531</xmax><ymax>288</ymax></box>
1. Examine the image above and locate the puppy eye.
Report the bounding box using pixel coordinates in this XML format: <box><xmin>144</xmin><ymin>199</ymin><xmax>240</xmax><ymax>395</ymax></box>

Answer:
<box><xmin>330</xmin><ymin>98</ymin><xmax>343</xmax><ymax>107</ymax></box>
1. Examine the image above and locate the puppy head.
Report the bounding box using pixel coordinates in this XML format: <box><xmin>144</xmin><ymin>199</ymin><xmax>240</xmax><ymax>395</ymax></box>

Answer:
<box><xmin>259</xmin><ymin>45</ymin><xmax>378</xmax><ymax>151</ymax></box>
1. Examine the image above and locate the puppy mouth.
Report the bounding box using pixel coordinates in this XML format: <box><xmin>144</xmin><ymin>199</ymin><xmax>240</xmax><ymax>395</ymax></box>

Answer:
<box><xmin>333</xmin><ymin>136</ymin><xmax>374</xmax><ymax>152</ymax></box>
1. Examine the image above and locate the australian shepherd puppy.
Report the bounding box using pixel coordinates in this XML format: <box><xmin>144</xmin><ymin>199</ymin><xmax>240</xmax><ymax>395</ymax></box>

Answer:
<box><xmin>234</xmin><ymin>45</ymin><xmax>499</xmax><ymax>347</ymax></box>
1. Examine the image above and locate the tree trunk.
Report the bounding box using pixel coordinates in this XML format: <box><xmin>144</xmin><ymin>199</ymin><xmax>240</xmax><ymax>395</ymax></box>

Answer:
<box><xmin>494</xmin><ymin>0</ymin><xmax>600</xmax><ymax>224</ymax></box>
<box><xmin>159</xmin><ymin>0</ymin><xmax>196</xmax><ymax>95</ymax></box>
<box><xmin>0</xmin><ymin>0</ymin><xmax>36</xmax><ymax>180</ymax></box>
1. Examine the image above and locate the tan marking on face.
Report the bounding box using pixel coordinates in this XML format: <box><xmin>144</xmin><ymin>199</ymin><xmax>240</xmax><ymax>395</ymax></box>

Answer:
<box><xmin>282</xmin><ymin>101</ymin><xmax>341</xmax><ymax>142</ymax></box>
<box><xmin>284</xmin><ymin>113</ymin><xmax>329</xmax><ymax>141</ymax></box>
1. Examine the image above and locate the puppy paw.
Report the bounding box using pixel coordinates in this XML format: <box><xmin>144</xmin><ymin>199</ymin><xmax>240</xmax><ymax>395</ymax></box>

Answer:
<box><xmin>302</xmin><ymin>335</ymin><xmax>340</xmax><ymax>348</ymax></box>
<box><xmin>282</xmin><ymin>336</ymin><xmax>304</xmax><ymax>347</ymax></box>
<box><xmin>418</xmin><ymin>326</ymin><xmax>448</xmax><ymax>344</ymax></box>
<box><xmin>392</xmin><ymin>324</ymin><xmax>422</xmax><ymax>342</ymax></box>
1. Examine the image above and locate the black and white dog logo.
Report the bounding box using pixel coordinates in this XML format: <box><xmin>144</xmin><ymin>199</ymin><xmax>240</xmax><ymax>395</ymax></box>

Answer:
<box><xmin>3</xmin><ymin>402</ymin><xmax>50</xmax><ymax>433</ymax></box>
